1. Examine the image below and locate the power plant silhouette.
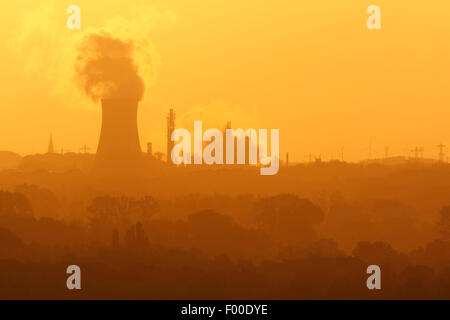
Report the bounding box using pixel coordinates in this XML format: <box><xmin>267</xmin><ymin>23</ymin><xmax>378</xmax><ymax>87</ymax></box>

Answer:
<box><xmin>94</xmin><ymin>98</ymin><xmax>146</xmax><ymax>183</ymax></box>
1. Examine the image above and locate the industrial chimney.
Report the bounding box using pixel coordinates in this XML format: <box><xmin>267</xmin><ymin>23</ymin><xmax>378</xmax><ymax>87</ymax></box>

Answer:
<box><xmin>94</xmin><ymin>99</ymin><xmax>145</xmax><ymax>181</ymax></box>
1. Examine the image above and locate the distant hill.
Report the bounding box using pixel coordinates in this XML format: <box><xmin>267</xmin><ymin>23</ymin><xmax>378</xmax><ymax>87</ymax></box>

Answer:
<box><xmin>360</xmin><ymin>156</ymin><xmax>438</xmax><ymax>166</ymax></box>
<box><xmin>18</xmin><ymin>153</ymin><xmax>95</xmax><ymax>173</ymax></box>
<box><xmin>0</xmin><ymin>151</ymin><xmax>22</xmax><ymax>170</ymax></box>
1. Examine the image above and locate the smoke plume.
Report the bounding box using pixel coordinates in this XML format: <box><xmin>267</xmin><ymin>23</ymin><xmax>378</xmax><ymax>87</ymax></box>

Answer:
<box><xmin>75</xmin><ymin>32</ymin><xmax>145</xmax><ymax>102</ymax></box>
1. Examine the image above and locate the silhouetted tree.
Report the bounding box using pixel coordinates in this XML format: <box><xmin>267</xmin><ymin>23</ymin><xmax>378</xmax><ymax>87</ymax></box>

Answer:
<box><xmin>254</xmin><ymin>194</ymin><xmax>324</xmax><ymax>245</ymax></box>
<box><xmin>438</xmin><ymin>206</ymin><xmax>450</xmax><ymax>239</ymax></box>
<box><xmin>124</xmin><ymin>224</ymin><xmax>136</xmax><ymax>246</ymax></box>
<box><xmin>0</xmin><ymin>227</ymin><xmax>24</xmax><ymax>252</ymax></box>
<box><xmin>186</xmin><ymin>209</ymin><xmax>269</xmax><ymax>258</ymax></box>
<box><xmin>124</xmin><ymin>222</ymin><xmax>148</xmax><ymax>248</ymax></box>
<box><xmin>352</xmin><ymin>241</ymin><xmax>408</xmax><ymax>273</ymax></box>
<box><xmin>14</xmin><ymin>184</ymin><xmax>60</xmax><ymax>218</ymax></box>
<box><xmin>88</xmin><ymin>195</ymin><xmax>158</xmax><ymax>241</ymax></box>
<box><xmin>0</xmin><ymin>191</ymin><xmax>33</xmax><ymax>219</ymax></box>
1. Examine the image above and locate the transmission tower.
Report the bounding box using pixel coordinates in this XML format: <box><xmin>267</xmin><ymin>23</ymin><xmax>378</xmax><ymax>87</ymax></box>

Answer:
<box><xmin>438</xmin><ymin>144</ymin><xmax>446</xmax><ymax>162</ymax></box>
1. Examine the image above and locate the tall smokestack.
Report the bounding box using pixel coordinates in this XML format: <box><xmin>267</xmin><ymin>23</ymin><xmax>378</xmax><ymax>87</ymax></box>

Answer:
<box><xmin>94</xmin><ymin>98</ymin><xmax>144</xmax><ymax>179</ymax></box>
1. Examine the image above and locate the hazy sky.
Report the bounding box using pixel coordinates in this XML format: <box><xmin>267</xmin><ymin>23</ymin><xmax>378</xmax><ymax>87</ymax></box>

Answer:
<box><xmin>0</xmin><ymin>0</ymin><xmax>449</xmax><ymax>161</ymax></box>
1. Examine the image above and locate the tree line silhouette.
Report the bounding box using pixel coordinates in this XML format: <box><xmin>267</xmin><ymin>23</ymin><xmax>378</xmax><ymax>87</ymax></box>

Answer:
<box><xmin>1</xmin><ymin>163</ymin><xmax>450</xmax><ymax>298</ymax></box>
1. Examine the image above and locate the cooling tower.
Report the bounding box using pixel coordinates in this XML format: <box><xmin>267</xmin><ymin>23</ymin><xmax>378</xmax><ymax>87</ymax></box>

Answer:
<box><xmin>94</xmin><ymin>99</ymin><xmax>145</xmax><ymax>181</ymax></box>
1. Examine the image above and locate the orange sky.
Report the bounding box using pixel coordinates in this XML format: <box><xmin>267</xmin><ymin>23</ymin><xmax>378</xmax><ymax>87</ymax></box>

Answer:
<box><xmin>0</xmin><ymin>0</ymin><xmax>449</xmax><ymax>161</ymax></box>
